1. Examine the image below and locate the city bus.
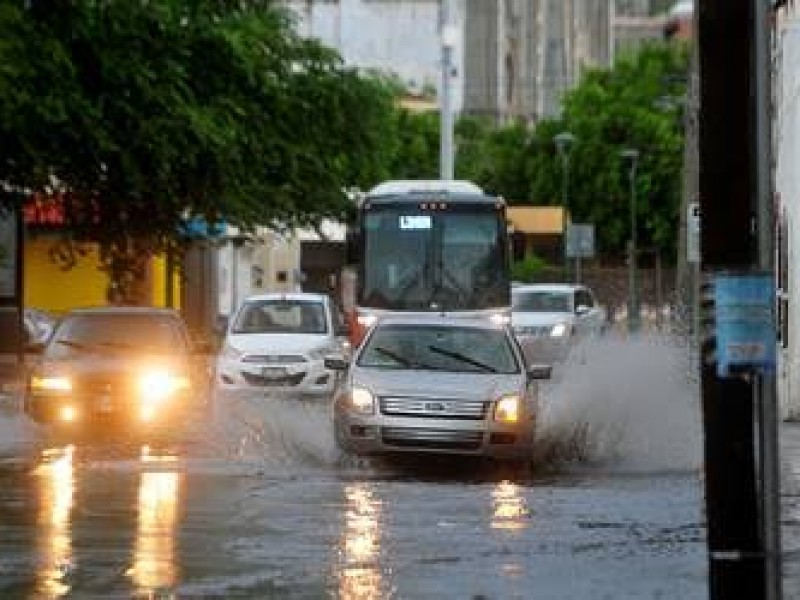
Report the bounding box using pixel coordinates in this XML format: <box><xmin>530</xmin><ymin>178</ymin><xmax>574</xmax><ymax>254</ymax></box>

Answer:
<box><xmin>345</xmin><ymin>180</ymin><xmax>512</xmax><ymax>344</ymax></box>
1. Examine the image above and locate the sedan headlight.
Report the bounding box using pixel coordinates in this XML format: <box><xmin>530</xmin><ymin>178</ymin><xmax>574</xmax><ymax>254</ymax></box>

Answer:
<box><xmin>494</xmin><ymin>395</ymin><xmax>520</xmax><ymax>424</ymax></box>
<box><xmin>30</xmin><ymin>375</ymin><xmax>72</xmax><ymax>393</ymax></box>
<box><xmin>348</xmin><ymin>387</ymin><xmax>375</xmax><ymax>415</ymax></box>
<box><xmin>550</xmin><ymin>323</ymin><xmax>570</xmax><ymax>338</ymax></box>
<box><xmin>137</xmin><ymin>370</ymin><xmax>190</xmax><ymax>404</ymax></box>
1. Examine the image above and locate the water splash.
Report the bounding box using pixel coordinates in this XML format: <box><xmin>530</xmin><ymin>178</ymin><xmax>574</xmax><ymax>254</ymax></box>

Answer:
<box><xmin>534</xmin><ymin>332</ymin><xmax>702</xmax><ymax>473</ymax></box>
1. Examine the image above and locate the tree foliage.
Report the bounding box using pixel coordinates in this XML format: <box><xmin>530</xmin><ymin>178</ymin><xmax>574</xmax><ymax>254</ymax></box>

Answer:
<box><xmin>0</xmin><ymin>0</ymin><xmax>397</xmax><ymax>293</ymax></box>
<box><xmin>454</xmin><ymin>41</ymin><xmax>690</xmax><ymax>263</ymax></box>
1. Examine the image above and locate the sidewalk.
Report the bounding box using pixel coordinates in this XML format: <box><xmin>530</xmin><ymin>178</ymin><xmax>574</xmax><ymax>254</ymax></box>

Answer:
<box><xmin>781</xmin><ymin>421</ymin><xmax>800</xmax><ymax>596</ymax></box>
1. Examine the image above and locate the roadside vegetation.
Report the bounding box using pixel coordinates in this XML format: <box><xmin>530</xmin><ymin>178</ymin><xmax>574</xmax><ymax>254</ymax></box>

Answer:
<box><xmin>0</xmin><ymin>1</ymin><xmax>689</xmax><ymax>290</ymax></box>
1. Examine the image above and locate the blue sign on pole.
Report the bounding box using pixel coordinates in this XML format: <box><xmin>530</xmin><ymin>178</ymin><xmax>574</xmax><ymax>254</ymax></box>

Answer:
<box><xmin>714</xmin><ymin>272</ymin><xmax>776</xmax><ymax>377</ymax></box>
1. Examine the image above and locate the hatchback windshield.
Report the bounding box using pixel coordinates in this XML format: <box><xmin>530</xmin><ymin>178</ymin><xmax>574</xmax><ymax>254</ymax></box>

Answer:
<box><xmin>359</xmin><ymin>324</ymin><xmax>519</xmax><ymax>374</ymax></box>
<box><xmin>232</xmin><ymin>299</ymin><xmax>328</xmax><ymax>334</ymax></box>
<box><xmin>512</xmin><ymin>291</ymin><xmax>572</xmax><ymax>313</ymax></box>
<box><xmin>47</xmin><ymin>313</ymin><xmax>188</xmax><ymax>358</ymax></box>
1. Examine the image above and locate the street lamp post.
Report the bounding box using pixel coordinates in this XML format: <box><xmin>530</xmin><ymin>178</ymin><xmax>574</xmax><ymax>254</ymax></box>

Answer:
<box><xmin>554</xmin><ymin>131</ymin><xmax>575</xmax><ymax>280</ymax></box>
<box><xmin>621</xmin><ymin>148</ymin><xmax>640</xmax><ymax>333</ymax></box>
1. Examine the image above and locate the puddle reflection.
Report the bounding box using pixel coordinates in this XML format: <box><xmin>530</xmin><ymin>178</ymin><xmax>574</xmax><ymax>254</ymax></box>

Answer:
<box><xmin>129</xmin><ymin>445</ymin><xmax>181</xmax><ymax>593</ymax></box>
<box><xmin>35</xmin><ymin>445</ymin><xmax>75</xmax><ymax>598</ymax></box>
<box><xmin>491</xmin><ymin>480</ymin><xmax>531</xmax><ymax>531</ymax></box>
<box><xmin>337</xmin><ymin>482</ymin><xmax>384</xmax><ymax>600</ymax></box>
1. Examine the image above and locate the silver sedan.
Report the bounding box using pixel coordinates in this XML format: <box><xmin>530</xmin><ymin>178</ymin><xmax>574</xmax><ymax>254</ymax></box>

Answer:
<box><xmin>326</xmin><ymin>315</ymin><xmax>550</xmax><ymax>461</ymax></box>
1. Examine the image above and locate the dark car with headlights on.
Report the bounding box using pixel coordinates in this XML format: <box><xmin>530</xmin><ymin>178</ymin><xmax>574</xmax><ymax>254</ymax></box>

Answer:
<box><xmin>326</xmin><ymin>314</ymin><xmax>551</xmax><ymax>461</ymax></box>
<box><xmin>24</xmin><ymin>307</ymin><xmax>212</xmax><ymax>438</ymax></box>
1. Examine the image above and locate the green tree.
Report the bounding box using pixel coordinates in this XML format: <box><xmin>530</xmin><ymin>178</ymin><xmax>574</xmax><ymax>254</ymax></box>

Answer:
<box><xmin>527</xmin><ymin>42</ymin><xmax>689</xmax><ymax>261</ymax></box>
<box><xmin>0</xmin><ymin>0</ymin><xmax>397</xmax><ymax>295</ymax></box>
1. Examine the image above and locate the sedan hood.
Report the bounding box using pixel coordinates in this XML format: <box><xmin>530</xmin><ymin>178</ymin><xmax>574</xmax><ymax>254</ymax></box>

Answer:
<box><xmin>351</xmin><ymin>368</ymin><xmax>521</xmax><ymax>401</ymax></box>
<box><xmin>227</xmin><ymin>333</ymin><xmax>330</xmax><ymax>355</ymax></box>
<box><xmin>39</xmin><ymin>355</ymin><xmax>190</xmax><ymax>376</ymax></box>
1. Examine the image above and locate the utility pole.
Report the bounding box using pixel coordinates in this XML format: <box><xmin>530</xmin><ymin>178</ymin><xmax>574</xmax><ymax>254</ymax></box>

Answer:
<box><xmin>621</xmin><ymin>148</ymin><xmax>640</xmax><ymax>333</ymax></box>
<box><xmin>697</xmin><ymin>1</ymin><xmax>779</xmax><ymax>598</ymax></box>
<box><xmin>439</xmin><ymin>0</ymin><xmax>455</xmax><ymax>180</ymax></box>
<box><xmin>554</xmin><ymin>131</ymin><xmax>575</xmax><ymax>281</ymax></box>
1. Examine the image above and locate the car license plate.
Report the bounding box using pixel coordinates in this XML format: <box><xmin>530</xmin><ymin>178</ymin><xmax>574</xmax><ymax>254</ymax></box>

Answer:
<box><xmin>97</xmin><ymin>395</ymin><xmax>113</xmax><ymax>412</ymax></box>
<box><xmin>262</xmin><ymin>367</ymin><xmax>287</xmax><ymax>380</ymax></box>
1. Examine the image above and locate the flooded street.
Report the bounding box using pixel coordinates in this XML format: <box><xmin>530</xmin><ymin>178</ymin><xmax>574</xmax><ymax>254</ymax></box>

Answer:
<box><xmin>0</xmin><ymin>335</ymin><xmax>708</xmax><ymax>599</ymax></box>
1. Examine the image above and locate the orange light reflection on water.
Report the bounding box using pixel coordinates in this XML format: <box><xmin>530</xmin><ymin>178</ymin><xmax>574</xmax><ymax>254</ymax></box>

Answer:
<box><xmin>337</xmin><ymin>482</ymin><xmax>384</xmax><ymax>600</ymax></box>
<box><xmin>35</xmin><ymin>445</ymin><xmax>76</xmax><ymax>598</ymax></box>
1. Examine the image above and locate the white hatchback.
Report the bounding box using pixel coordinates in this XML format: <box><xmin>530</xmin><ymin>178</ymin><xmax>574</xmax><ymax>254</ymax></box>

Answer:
<box><xmin>217</xmin><ymin>293</ymin><xmax>348</xmax><ymax>397</ymax></box>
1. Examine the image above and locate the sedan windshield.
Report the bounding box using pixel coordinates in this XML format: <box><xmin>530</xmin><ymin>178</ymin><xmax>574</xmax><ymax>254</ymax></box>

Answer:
<box><xmin>358</xmin><ymin>324</ymin><xmax>520</xmax><ymax>374</ymax></box>
<box><xmin>47</xmin><ymin>313</ymin><xmax>188</xmax><ymax>358</ymax></box>
<box><xmin>512</xmin><ymin>291</ymin><xmax>572</xmax><ymax>313</ymax></box>
<box><xmin>232</xmin><ymin>299</ymin><xmax>328</xmax><ymax>334</ymax></box>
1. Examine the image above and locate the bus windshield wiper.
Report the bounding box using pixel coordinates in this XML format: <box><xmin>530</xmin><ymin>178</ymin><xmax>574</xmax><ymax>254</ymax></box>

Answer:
<box><xmin>427</xmin><ymin>345</ymin><xmax>497</xmax><ymax>373</ymax></box>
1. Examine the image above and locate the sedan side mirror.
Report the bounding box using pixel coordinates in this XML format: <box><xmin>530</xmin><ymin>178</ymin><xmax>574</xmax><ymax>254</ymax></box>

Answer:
<box><xmin>527</xmin><ymin>364</ymin><xmax>552</xmax><ymax>381</ymax></box>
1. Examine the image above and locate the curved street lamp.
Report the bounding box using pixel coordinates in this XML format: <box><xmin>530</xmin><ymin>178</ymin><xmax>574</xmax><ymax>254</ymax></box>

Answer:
<box><xmin>553</xmin><ymin>131</ymin><xmax>576</xmax><ymax>280</ymax></box>
<box><xmin>620</xmin><ymin>148</ymin><xmax>640</xmax><ymax>333</ymax></box>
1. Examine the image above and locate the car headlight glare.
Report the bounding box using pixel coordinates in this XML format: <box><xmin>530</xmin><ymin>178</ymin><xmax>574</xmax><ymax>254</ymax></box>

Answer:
<box><xmin>30</xmin><ymin>375</ymin><xmax>72</xmax><ymax>393</ymax></box>
<box><xmin>494</xmin><ymin>395</ymin><xmax>520</xmax><ymax>423</ymax></box>
<box><xmin>550</xmin><ymin>323</ymin><xmax>569</xmax><ymax>338</ymax></box>
<box><xmin>349</xmin><ymin>387</ymin><xmax>375</xmax><ymax>414</ymax></box>
<box><xmin>138</xmin><ymin>370</ymin><xmax>190</xmax><ymax>403</ymax></box>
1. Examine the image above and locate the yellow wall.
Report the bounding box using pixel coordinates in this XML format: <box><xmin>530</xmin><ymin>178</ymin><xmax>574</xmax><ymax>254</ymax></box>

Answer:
<box><xmin>150</xmin><ymin>254</ymin><xmax>182</xmax><ymax>309</ymax></box>
<box><xmin>24</xmin><ymin>235</ymin><xmax>181</xmax><ymax>314</ymax></box>
<box><xmin>24</xmin><ymin>237</ymin><xmax>108</xmax><ymax>314</ymax></box>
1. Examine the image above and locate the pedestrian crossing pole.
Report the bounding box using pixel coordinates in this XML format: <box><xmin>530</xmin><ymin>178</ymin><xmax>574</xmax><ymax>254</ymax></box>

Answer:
<box><xmin>698</xmin><ymin>1</ymin><xmax>781</xmax><ymax>599</ymax></box>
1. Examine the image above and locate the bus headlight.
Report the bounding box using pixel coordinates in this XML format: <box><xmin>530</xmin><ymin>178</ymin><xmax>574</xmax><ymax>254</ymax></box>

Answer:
<box><xmin>489</xmin><ymin>312</ymin><xmax>511</xmax><ymax>326</ymax></box>
<box><xmin>494</xmin><ymin>395</ymin><xmax>520</xmax><ymax>424</ymax></box>
<box><xmin>356</xmin><ymin>314</ymin><xmax>378</xmax><ymax>329</ymax></box>
<box><xmin>349</xmin><ymin>387</ymin><xmax>375</xmax><ymax>415</ymax></box>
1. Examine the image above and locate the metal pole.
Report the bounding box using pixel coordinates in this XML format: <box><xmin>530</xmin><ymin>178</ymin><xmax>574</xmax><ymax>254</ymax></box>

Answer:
<box><xmin>439</xmin><ymin>0</ymin><xmax>454</xmax><ymax>180</ymax></box>
<box><xmin>754</xmin><ymin>0</ymin><xmax>780</xmax><ymax>597</ymax></box>
<box><xmin>622</xmin><ymin>149</ymin><xmax>640</xmax><ymax>333</ymax></box>
<box><xmin>562</xmin><ymin>152</ymin><xmax>570</xmax><ymax>279</ymax></box>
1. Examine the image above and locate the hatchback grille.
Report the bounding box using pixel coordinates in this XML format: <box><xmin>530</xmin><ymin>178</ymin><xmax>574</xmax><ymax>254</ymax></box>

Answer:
<box><xmin>242</xmin><ymin>354</ymin><xmax>307</xmax><ymax>364</ymax></box>
<box><xmin>381</xmin><ymin>427</ymin><xmax>484</xmax><ymax>451</ymax></box>
<box><xmin>241</xmin><ymin>371</ymin><xmax>306</xmax><ymax>386</ymax></box>
<box><xmin>380</xmin><ymin>397</ymin><xmax>488</xmax><ymax>420</ymax></box>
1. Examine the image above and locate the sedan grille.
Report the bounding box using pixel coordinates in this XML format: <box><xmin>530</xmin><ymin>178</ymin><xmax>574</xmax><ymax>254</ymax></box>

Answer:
<box><xmin>380</xmin><ymin>397</ymin><xmax>488</xmax><ymax>420</ymax></box>
<box><xmin>381</xmin><ymin>427</ymin><xmax>484</xmax><ymax>451</ymax></box>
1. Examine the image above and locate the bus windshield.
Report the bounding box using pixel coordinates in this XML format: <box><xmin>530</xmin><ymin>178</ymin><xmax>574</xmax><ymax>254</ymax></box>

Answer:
<box><xmin>359</xmin><ymin>206</ymin><xmax>509</xmax><ymax>311</ymax></box>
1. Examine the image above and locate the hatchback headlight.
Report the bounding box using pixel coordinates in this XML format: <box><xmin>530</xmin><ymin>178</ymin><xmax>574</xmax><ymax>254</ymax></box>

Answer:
<box><xmin>550</xmin><ymin>323</ymin><xmax>570</xmax><ymax>338</ymax></box>
<box><xmin>494</xmin><ymin>395</ymin><xmax>520</xmax><ymax>423</ymax></box>
<box><xmin>30</xmin><ymin>375</ymin><xmax>72</xmax><ymax>393</ymax></box>
<box><xmin>309</xmin><ymin>344</ymin><xmax>336</xmax><ymax>360</ymax></box>
<box><xmin>349</xmin><ymin>387</ymin><xmax>375</xmax><ymax>415</ymax></box>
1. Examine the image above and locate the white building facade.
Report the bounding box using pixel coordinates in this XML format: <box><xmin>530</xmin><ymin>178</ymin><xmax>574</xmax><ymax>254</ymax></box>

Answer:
<box><xmin>775</xmin><ymin>2</ymin><xmax>800</xmax><ymax>420</ymax></box>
